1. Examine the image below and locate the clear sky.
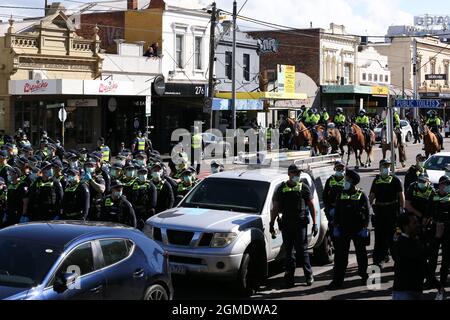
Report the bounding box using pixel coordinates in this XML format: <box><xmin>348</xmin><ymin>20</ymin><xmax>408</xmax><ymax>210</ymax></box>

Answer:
<box><xmin>2</xmin><ymin>0</ymin><xmax>450</xmax><ymax>36</ymax></box>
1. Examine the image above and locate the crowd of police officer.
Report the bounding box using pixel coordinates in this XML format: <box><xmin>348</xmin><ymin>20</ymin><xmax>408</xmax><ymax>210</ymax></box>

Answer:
<box><xmin>0</xmin><ymin>130</ymin><xmax>221</xmax><ymax>231</ymax></box>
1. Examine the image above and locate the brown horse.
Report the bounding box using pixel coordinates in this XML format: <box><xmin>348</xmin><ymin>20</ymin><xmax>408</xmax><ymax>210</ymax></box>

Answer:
<box><xmin>421</xmin><ymin>125</ymin><xmax>441</xmax><ymax>157</ymax></box>
<box><xmin>325</xmin><ymin>124</ymin><xmax>342</xmax><ymax>154</ymax></box>
<box><xmin>346</xmin><ymin>123</ymin><xmax>375</xmax><ymax>168</ymax></box>
<box><xmin>311</xmin><ymin>125</ymin><xmax>329</xmax><ymax>156</ymax></box>
<box><xmin>292</xmin><ymin>120</ymin><xmax>312</xmax><ymax>150</ymax></box>
<box><xmin>380</xmin><ymin>127</ymin><xmax>407</xmax><ymax>167</ymax></box>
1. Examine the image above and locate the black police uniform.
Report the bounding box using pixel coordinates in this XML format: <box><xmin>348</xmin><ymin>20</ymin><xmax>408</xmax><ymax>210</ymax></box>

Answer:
<box><xmin>87</xmin><ymin>173</ymin><xmax>106</xmax><ymax>220</ymax></box>
<box><xmin>429</xmin><ymin>192</ymin><xmax>450</xmax><ymax>287</ymax></box>
<box><xmin>154</xmin><ymin>179</ymin><xmax>175</xmax><ymax>214</ymax></box>
<box><xmin>404</xmin><ymin>165</ymin><xmax>424</xmax><ymax>191</ymax></box>
<box><xmin>131</xmin><ymin>179</ymin><xmax>157</xmax><ymax>230</ymax></box>
<box><xmin>332</xmin><ymin>188</ymin><xmax>369</xmax><ymax>284</ymax></box>
<box><xmin>97</xmin><ymin>167</ymin><xmax>111</xmax><ymax>194</ymax></box>
<box><xmin>99</xmin><ymin>194</ymin><xmax>137</xmax><ymax>228</ymax></box>
<box><xmin>0</xmin><ymin>163</ymin><xmax>11</xmax><ymax>182</ymax></box>
<box><xmin>56</xmin><ymin>173</ymin><xmax>67</xmax><ymax>191</ymax></box>
<box><xmin>62</xmin><ymin>181</ymin><xmax>90</xmax><ymax>220</ymax></box>
<box><xmin>323</xmin><ymin>175</ymin><xmax>345</xmax><ymax>226</ymax></box>
<box><xmin>0</xmin><ymin>185</ymin><xmax>6</xmax><ymax>227</ymax></box>
<box><xmin>121</xmin><ymin>176</ymin><xmax>137</xmax><ymax>200</ymax></box>
<box><xmin>273</xmin><ymin>180</ymin><xmax>314</xmax><ymax>283</ymax></box>
<box><xmin>26</xmin><ymin>177</ymin><xmax>64</xmax><ymax>221</ymax></box>
<box><xmin>370</xmin><ymin>174</ymin><xmax>403</xmax><ymax>265</ymax></box>
<box><xmin>5</xmin><ymin>178</ymin><xmax>28</xmax><ymax>226</ymax></box>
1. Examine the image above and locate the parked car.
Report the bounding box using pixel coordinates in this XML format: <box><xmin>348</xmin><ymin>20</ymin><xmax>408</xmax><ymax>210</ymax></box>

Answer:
<box><xmin>424</xmin><ymin>152</ymin><xmax>450</xmax><ymax>186</ymax></box>
<box><xmin>445</xmin><ymin>120</ymin><xmax>450</xmax><ymax>138</ymax></box>
<box><xmin>374</xmin><ymin>120</ymin><xmax>413</xmax><ymax>143</ymax></box>
<box><xmin>144</xmin><ymin>155</ymin><xmax>336</xmax><ymax>296</ymax></box>
<box><xmin>0</xmin><ymin>221</ymin><xmax>172</xmax><ymax>300</ymax></box>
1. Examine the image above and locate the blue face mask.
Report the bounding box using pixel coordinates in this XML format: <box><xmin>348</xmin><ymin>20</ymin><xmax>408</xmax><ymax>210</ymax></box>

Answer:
<box><xmin>44</xmin><ymin>169</ymin><xmax>54</xmax><ymax>178</ymax></box>
<box><xmin>334</xmin><ymin>170</ymin><xmax>345</xmax><ymax>178</ymax></box>
<box><xmin>30</xmin><ymin>172</ymin><xmax>37</xmax><ymax>181</ymax></box>
<box><xmin>291</xmin><ymin>175</ymin><xmax>300</xmax><ymax>183</ymax></box>
<box><xmin>85</xmin><ymin>167</ymin><xmax>95</xmax><ymax>174</ymax></box>
<box><xmin>67</xmin><ymin>175</ymin><xmax>76</xmax><ymax>184</ymax></box>
<box><xmin>136</xmin><ymin>160</ymin><xmax>145</xmax><ymax>166</ymax></box>
<box><xmin>344</xmin><ymin>181</ymin><xmax>352</xmax><ymax>191</ymax></box>
<box><xmin>138</xmin><ymin>174</ymin><xmax>147</xmax><ymax>181</ymax></box>
<box><xmin>7</xmin><ymin>174</ymin><xmax>14</xmax><ymax>183</ymax></box>
<box><xmin>112</xmin><ymin>190</ymin><xmax>123</xmax><ymax>198</ymax></box>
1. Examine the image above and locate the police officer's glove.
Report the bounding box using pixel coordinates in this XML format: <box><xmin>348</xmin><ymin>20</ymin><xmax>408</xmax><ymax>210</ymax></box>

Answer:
<box><xmin>312</xmin><ymin>224</ymin><xmax>319</xmax><ymax>237</ymax></box>
<box><xmin>19</xmin><ymin>216</ymin><xmax>30</xmax><ymax>224</ymax></box>
<box><xmin>333</xmin><ymin>227</ymin><xmax>341</xmax><ymax>238</ymax></box>
<box><xmin>358</xmin><ymin>228</ymin><xmax>369</xmax><ymax>238</ymax></box>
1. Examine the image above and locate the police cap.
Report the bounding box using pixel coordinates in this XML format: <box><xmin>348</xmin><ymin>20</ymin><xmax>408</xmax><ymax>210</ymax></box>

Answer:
<box><xmin>334</xmin><ymin>160</ymin><xmax>345</xmax><ymax>169</ymax></box>
<box><xmin>66</xmin><ymin>168</ymin><xmax>80</xmax><ymax>176</ymax></box>
<box><xmin>7</xmin><ymin>167</ymin><xmax>21</xmax><ymax>177</ymax></box>
<box><xmin>345</xmin><ymin>169</ymin><xmax>360</xmax><ymax>185</ymax></box>
<box><xmin>40</xmin><ymin>161</ymin><xmax>53</xmax><ymax>171</ymax></box>
<box><xmin>379</xmin><ymin>159</ymin><xmax>391</xmax><ymax>167</ymax></box>
<box><xmin>288</xmin><ymin>163</ymin><xmax>301</xmax><ymax>173</ymax></box>
<box><xmin>51</xmin><ymin>159</ymin><xmax>63</xmax><ymax>169</ymax></box>
<box><xmin>137</xmin><ymin>166</ymin><xmax>148</xmax><ymax>174</ymax></box>
<box><xmin>439</xmin><ymin>175</ymin><xmax>450</xmax><ymax>185</ymax></box>
<box><xmin>0</xmin><ymin>150</ymin><xmax>8</xmax><ymax>158</ymax></box>
<box><xmin>418</xmin><ymin>173</ymin><xmax>429</xmax><ymax>183</ymax></box>
<box><xmin>90</xmin><ymin>152</ymin><xmax>102</xmax><ymax>162</ymax></box>
<box><xmin>110</xmin><ymin>180</ymin><xmax>124</xmax><ymax>189</ymax></box>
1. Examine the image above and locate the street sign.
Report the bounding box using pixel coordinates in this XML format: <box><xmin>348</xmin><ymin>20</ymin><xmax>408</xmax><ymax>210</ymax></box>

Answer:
<box><xmin>425</xmin><ymin>74</ymin><xmax>447</xmax><ymax>81</ymax></box>
<box><xmin>395</xmin><ymin>99</ymin><xmax>441</xmax><ymax>109</ymax></box>
<box><xmin>145</xmin><ymin>96</ymin><xmax>151</xmax><ymax>116</ymax></box>
<box><xmin>58</xmin><ymin>108</ymin><xmax>67</xmax><ymax>122</ymax></box>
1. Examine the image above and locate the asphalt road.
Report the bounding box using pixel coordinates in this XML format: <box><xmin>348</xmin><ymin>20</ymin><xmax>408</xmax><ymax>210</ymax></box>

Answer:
<box><xmin>173</xmin><ymin>139</ymin><xmax>449</xmax><ymax>300</ymax></box>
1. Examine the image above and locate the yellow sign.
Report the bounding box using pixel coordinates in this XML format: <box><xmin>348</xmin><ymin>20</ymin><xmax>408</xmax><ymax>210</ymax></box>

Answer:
<box><xmin>371</xmin><ymin>86</ymin><xmax>389</xmax><ymax>96</ymax></box>
<box><xmin>215</xmin><ymin>91</ymin><xmax>307</xmax><ymax>100</ymax></box>
<box><xmin>278</xmin><ymin>65</ymin><xmax>296</xmax><ymax>94</ymax></box>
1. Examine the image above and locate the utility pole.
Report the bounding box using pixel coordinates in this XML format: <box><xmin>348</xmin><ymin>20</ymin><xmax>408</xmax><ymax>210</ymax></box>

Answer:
<box><xmin>413</xmin><ymin>38</ymin><xmax>418</xmax><ymax>119</ymax></box>
<box><xmin>44</xmin><ymin>0</ymin><xmax>48</xmax><ymax>16</ymax></box>
<box><xmin>207</xmin><ymin>2</ymin><xmax>217</xmax><ymax>130</ymax></box>
<box><xmin>388</xmin><ymin>91</ymin><xmax>395</xmax><ymax>172</ymax></box>
<box><xmin>231</xmin><ymin>0</ymin><xmax>237</xmax><ymax>130</ymax></box>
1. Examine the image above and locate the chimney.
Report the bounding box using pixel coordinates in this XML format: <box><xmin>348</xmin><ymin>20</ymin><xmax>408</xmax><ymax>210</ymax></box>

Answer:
<box><xmin>127</xmin><ymin>0</ymin><xmax>138</xmax><ymax>10</ymax></box>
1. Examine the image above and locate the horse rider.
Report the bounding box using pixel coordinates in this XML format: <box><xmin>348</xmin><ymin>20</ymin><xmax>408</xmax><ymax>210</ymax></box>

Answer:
<box><xmin>299</xmin><ymin>105</ymin><xmax>308</xmax><ymax>122</ymax></box>
<box><xmin>320</xmin><ymin>108</ymin><xmax>330</xmax><ymax>125</ymax></box>
<box><xmin>305</xmin><ymin>108</ymin><xmax>321</xmax><ymax>142</ymax></box>
<box><xmin>355</xmin><ymin>109</ymin><xmax>372</xmax><ymax>146</ymax></box>
<box><xmin>426</xmin><ymin>110</ymin><xmax>444</xmax><ymax>150</ymax></box>
<box><xmin>383</xmin><ymin>107</ymin><xmax>401</xmax><ymax>142</ymax></box>
<box><xmin>334</xmin><ymin>108</ymin><xmax>346</xmax><ymax>129</ymax></box>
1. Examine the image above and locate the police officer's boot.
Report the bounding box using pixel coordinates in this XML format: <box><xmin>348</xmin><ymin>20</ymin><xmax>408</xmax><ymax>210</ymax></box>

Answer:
<box><xmin>283</xmin><ymin>272</ymin><xmax>295</xmax><ymax>288</ymax></box>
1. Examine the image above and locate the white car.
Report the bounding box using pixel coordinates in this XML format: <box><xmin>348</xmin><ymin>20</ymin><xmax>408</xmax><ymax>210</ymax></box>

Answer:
<box><xmin>424</xmin><ymin>152</ymin><xmax>450</xmax><ymax>185</ymax></box>
<box><xmin>445</xmin><ymin>120</ymin><xmax>450</xmax><ymax>138</ymax></box>
<box><xmin>374</xmin><ymin>120</ymin><xmax>413</xmax><ymax>143</ymax></box>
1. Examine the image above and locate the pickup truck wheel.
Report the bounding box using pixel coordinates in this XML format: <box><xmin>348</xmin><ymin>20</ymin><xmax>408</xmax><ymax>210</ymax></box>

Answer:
<box><xmin>313</xmin><ymin>232</ymin><xmax>334</xmax><ymax>265</ymax></box>
<box><xmin>236</xmin><ymin>252</ymin><xmax>257</xmax><ymax>297</ymax></box>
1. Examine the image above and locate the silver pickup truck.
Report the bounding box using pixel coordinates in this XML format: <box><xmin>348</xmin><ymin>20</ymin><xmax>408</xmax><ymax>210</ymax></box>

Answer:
<box><xmin>144</xmin><ymin>159</ymin><xmax>336</xmax><ymax>296</ymax></box>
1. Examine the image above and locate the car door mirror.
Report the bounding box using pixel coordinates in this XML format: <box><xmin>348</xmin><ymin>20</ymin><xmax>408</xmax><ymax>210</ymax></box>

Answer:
<box><xmin>53</xmin><ymin>272</ymin><xmax>78</xmax><ymax>294</ymax></box>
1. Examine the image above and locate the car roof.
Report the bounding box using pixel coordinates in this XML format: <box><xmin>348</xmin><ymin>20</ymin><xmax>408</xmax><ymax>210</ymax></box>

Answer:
<box><xmin>0</xmin><ymin>221</ymin><xmax>135</xmax><ymax>248</ymax></box>
<box><xmin>206</xmin><ymin>168</ymin><xmax>302</xmax><ymax>183</ymax></box>
<box><xmin>430</xmin><ymin>152</ymin><xmax>450</xmax><ymax>157</ymax></box>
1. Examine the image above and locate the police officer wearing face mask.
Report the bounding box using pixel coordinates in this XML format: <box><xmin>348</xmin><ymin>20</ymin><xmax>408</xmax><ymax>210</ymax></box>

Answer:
<box><xmin>150</xmin><ymin>162</ymin><xmax>175</xmax><ymax>214</ymax></box>
<box><xmin>22</xmin><ymin>161</ymin><xmax>63</xmax><ymax>222</ymax></box>
<box><xmin>99</xmin><ymin>181</ymin><xmax>136</xmax><ymax>228</ymax></box>
<box><xmin>270</xmin><ymin>164</ymin><xmax>317</xmax><ymax>288</ymax></box>
<box><xmin>175</xmin><ymin>167</ymin><xmax>198</xmax><ymax>205</ymax></box>
<box><xmin>0</xmin><ymin>150</ymin><xmax>11</xmax><ymax>183</ymax></box>
<box><xmin>404</xmin><ymin>154</ymin><xmax>426</xmax><ymax>191</ymax></box>
<box><xmin>121</xmin><ymin>164</ymin><xmax>138</xmax><ymax>200</ymax></box>
<box><xmin>90</xmin><ymin>152</ymin><xmax>111</xmax><ymax>194</ymax></box>
<box><xmin>135</xmin><ymin>152</ymin><xmax>147</xmax><ymax>167</ymax></box>
<box><xmin>369</xmin><ymin>159</ymin><xmax>405</xmax><ymax>267</ymax></box>
<box><xmin>328</xmin><ymin>170</ymin><xmax>369</xmax><ymax>289</ymax></box>
<box><xmin>66</xmin><ymin>153</ymin><xmax>81</xmax><ymax>172</ymax></box>
<box><xmin>4</xmin><ymin>167</ymin><xmax>27</xmax><ymax>227</ymax></box>
<box><xmin>52</xmin><ymin>159</ymin><xmax>66</xmax><ymax>190</ymax></box>
<box><xmin>61</xmin><ymin>169</ymin><xmax>90</xmax><ymax>221</ymax></box>
<box><xmin>428</xmin><ymin>175</ymin><xmax>450</xmax><ymax>299</ymax></box>
<box><xmin>109</xmin><ymin>164</ymin><xmax>124</xmax><ymax>182</ymax></box>
<box><xmin>323</xmin><ymin>161</ymin><xmax>346</xmax><ymax>234</ymax></box>
<box><xmin>4</xmin><ymin>143</ymin><xmax>19</xmax><ymax>167</ymax></box>
<box><xmin>84</xmin><ymin>158</ymin><xmax>106</xmax><ymax>221</ymax></box>
<box><xmin>131</xmin><ymin>167</ymin><xmax>157</xmax><ymax>230</ymax></box>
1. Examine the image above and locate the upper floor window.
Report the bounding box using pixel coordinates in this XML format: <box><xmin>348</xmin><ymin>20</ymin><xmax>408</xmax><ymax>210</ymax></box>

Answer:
<box><xmin>362</xmin><ymin>73</ymin><xmax>367</xmax><ymax>81</ymax></box>
<box><xmin>225</xmin><ymin>51</ymin><xmax>232</xmax><ymax>80</ymax></box>
<box><xmin>176</xmin><ymin>34</ymin><xmax>184</xmax><ymax>69</ymax></box>
<box><xmin>243</xmin><ymin>54</ymin><xmax>250</xmax><ymax>81</ymax></box>
<box><xmin>194</xmin><ymin>37</ymin><xmax>202</xmax><ymax>70</ymax></box>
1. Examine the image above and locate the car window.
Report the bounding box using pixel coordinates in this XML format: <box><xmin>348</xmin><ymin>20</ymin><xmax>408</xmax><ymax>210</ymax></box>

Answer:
<box><xmin>99</xmin><ymin>239</ymin><xmax>134</xmax><ymax>267</ymax></box>
<box><xmin>56</xmin><ymin>242</ymin><xmax>95</xmax><ymax>278</ymax></box>
<box><xmin>425</xmin><ymin>155</ymin><xmax>450</xmax><ymax>171</ymax></box>
<box><xmin>400</xmin><ymin>121</ymin><xmax>407</xmax><ymax>127</ymax></box>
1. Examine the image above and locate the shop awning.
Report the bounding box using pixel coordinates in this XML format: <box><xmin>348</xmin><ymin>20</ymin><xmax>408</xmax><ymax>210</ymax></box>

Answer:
<box><xmin>215</xmin><ymin>91</ymin><xmax>308</xmax><ymax>100</ymax></box>
<box><xmin>212</xmin><ymin>98</ymin><xmax>263</xmax><ymax>111</ymax></box>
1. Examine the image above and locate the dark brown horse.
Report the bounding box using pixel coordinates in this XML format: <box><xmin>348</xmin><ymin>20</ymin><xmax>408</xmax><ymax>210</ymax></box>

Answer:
<box><xmin>421</xmin><ymin>125</ymin><xmax>441</xmax><ymax>157</ymax></box>
<box><xmin>346</xmin><ymin>123</ymin><xmax>375</xmax><ymax>168</ymax></box>
<box><xmin>381</xmin><ymin>127</ymin><xmax>407</xmax><ymax>167</ymax></box>
<box><xmin>325</xmin><ymin>124</ymin><xmax>342</xmax><ymax>154</ymax></box>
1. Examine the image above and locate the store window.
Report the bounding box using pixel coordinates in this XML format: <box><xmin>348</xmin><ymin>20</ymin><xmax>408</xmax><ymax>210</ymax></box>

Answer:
<box><xmin>368</xmin><ymin>74</ymin><xmax>372</xmax><ymax>82</ymax></box>
<box><xmin>344</xmin><ymin>63</ymin><xmax>351</xmax><ymax>85</ymax></box>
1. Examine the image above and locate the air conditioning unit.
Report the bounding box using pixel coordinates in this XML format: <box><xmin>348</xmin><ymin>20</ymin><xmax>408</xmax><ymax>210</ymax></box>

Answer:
<box><xmin>29</xmin><ymin>70</ymin><xmax>47</xmax><ymax>80</ymax></box>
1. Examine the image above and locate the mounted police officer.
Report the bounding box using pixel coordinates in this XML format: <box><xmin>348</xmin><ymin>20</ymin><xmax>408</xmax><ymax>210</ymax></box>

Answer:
<box><xmin>328</xmin><ymin>170</ymin><xmax>369</xmax><ymax>289</ymax></box>
<box><xmin>99</xmin><ymin>180</ymin><xmax>136</xmax><ymax>228</ymax></box>
<box><xmin>131</xmin><ymin>167</ymin><xmax>157</xmax><ymax>230</ymax></box>
<box><xmin>305</xmin><ymin>108</ymin><xmax>320</xmax><ymax>143</ymax></box>
<box><xmin>369</xmin><ymin>159</ymin><xmax>405</xmax><ymax>267</ymax></box>
<box><xmin>61</xmin><ymin>169</ymin><xmax>90</xmax><ymax>220</ymax></box>
<box><xmin>355</xmin><ymin>109</ymin><xmax>372</xmax><ymax>147</ymax></box>
<box><xmin>320</xmin><ymin>107</ymin><xmax>330</xmax><ymax>125</ymax></box>
<box><xmin>22</xmin><ymin>161</ymin><xmax>63</xmax><ymax>222</ymax></box>
<box><xmin>334</xmin><ymin>108</ymin><xmax>346</xmax><ymax>129</ymax></box>
<box><xmin>270</xmin><ymin>164</ymin><xmax>317</xmax><ymax>288</ymax></box>
<box><xmin>150</xmin><ymin>162</ymin><xmax>175</xmax><ymax>214</ymax></box>
<box><xmin>426</xmin><ymin>110</ymin><xmax>444</xmax><ymax>150</ymax></box>
<box><xmin>323</xmin><ymin>161</ymin><xmax>346</xmax><ymax>236</ymax></box>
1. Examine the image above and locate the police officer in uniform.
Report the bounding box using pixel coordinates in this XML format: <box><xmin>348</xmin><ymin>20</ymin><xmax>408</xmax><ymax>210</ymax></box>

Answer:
<box><xmin>0</xmin><ymin>150</ymin><xmax>11</xmax><ymax>182</ymax></box>
<box><xmin>61</xmin><ymin>169</ymin><xmax>90</xmax><ymax>221</ymax></box>
<box><xmin>175</xmin><ymin>167</ymin><xmax>198</xmax><ymax>205</ymax></box>
<box><xmin>110</xmin><ymin>164</ymin><xmax>124</xmax><ymax>182</ymax></box>
<box><xmin>429</xmin><ymin>175</ymin><xmax>450</xmax><ymax>299</ymax></box>
<box><xmin>355</xmin><ymin>109</ymin><xmax>372</xmax><ymax>147</ymax></box>
<box><xmin>91</xmin><ymin>152</ymin><xmax>111</xmax><ymax>194</ymax></box>
<box><xmin>270</xmin><ymin>164</ymin><xmax>317</xmax><ymax>288</ymax></box>
<box><xmin>320</xmin><ymin>107</ymin><xmax>330</xmax><ymax>125</ymax></box>
<box><xmin>131</xmin><ymin>167</ymin><xmax>157</xmax><ymax>230</ymax></box>
<box><xmin>96</xmin><ymin>137</ymin><xmax>111</xmax><ymax>164</ymax></box>
<box><xmin>22</xmin><ymin>161</ymin><xmax>63</xmax><ymax>222</ymax></box>
<box><xmin>150</xmin><ymin>162</ymin><xmax>175</xmax><ymax>214</ymax></box>
<box><xmin>328</xmin><ymin>170</ymin><xmax>369</xmax><ymax>289</ymax></box>
<box><xmin>369</xmin><ymin>159</ymin><xmax>405</xmax><ymax>267</ymax></box>
<box><xmin>404</xmin><ymin>154</ymin><xmax>426</xmax><ymax>191</ymax></box>
<box><xmin>131</xmin><ymin>131</ymin><xmax>147</xmax><ymax>154</ymax></box>
<box><xmin>52</xmin><ymin>159</ymin><xmax>66</xmax><ymax>190</ymax></box>
<box><xmin>191</xmin><ymin>126</ymin><xmax>202</xmax><ymax>174</ymax></box>
<box><xmin>0</xmin><ymin>178</ymin><xmax>6</xmax><ymax>227</ymax></box>
<box><xmin>426</xmin><ymin>110</ymin><xmax>444</xmax><ymax>150</ymax></box>
<box><xmin>4</xmin><ymin>167</ymin><xmax>27</xmax><ymax>227</ymax></box>
<box><xmin>99</xmin><ymin>180</ymin><xmax>136</xmax><ymax>228</ymax></box>
<box><xmin>334</xmin><ymin>108</ymin><xmax>346</xmax><ymax>129</ymax></box>
<box><xmin>323</xmin><ymin>161</ymin><xmax>346</xmax><ymax>236</ymax></box>
<box><xmin>84</xmin><ymin>158</ymin><xmax>106</xmax><ymax>221</ymax></box>
<box><xmin>121</xmin><ymin>163</ymin><xmax>138</xmax><ymax>200</ymax></box>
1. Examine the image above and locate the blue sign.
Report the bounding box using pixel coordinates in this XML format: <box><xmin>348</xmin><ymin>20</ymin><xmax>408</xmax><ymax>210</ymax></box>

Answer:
<box><xmin>395</xmin><ymin>99</ymin><xmax>441</xmax><ymax>109</ymax></box>
<box><xmin>212</xmin><ymin>98</ymin><xmax>263</xmax><ymax>111</ymax></box>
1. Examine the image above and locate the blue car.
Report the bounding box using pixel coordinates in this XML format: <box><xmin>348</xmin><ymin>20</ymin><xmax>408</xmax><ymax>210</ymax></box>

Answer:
<box><xmin>0</xmin><ymin>221</ymin><xmax>173</xmax><ymax>300</ymax></box>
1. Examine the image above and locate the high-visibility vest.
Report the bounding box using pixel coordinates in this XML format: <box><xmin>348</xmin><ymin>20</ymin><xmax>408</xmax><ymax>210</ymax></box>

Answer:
<box><xmin>329</xmin><ymin>176</ymin><xmax>345</xmax><ymax>187</ymax></box>
<box><xmin>334</xmin><ymin>114</ymin><xmax>346</xmax><ymax>124</ymax></box>
<box><xmin>340</xmin><ymin>190</ymin><xmax>363</xmax><ymax>201</ymax></box>
<box><xmin>100</xmin><ymin>145</ymin><xmax>110</xmax><ymax>162</ymax></box>
<box><xmin>356</xmin><ymin>116</ymin><xmax>369</xmax><ymax>126</ymax></box>
<box><xmin>137</xmin><ymin>138</ymin><xmax>146</xmax><ymax>151</ymax></box>
<box><xmin>266</xmin><ymin>129</ymin><xmax>272</xmax><ymax>139</ymax></box>
<box><xmin>192</xmin><ymin>134</ymin><xmax>202</xmax><ymax>149</ymax></box>
<box><xmin>0</xmin><ymin>136</ymin><xmax>4</xmax><ymax>148</ymax></box>
<box><xmin>282</xmin><ymin>182</ymin><xmax>302</xmax><ymax>193</ymax></box>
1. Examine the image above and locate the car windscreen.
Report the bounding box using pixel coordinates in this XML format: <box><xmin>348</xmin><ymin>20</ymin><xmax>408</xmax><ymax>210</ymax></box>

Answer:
<box><xmin>424</xmin><ymin>155</ymin><xmax>450</xmax><ymax>171</ymax></box>
<box><xmin>180</xmin><ymin>178</ymin><xmax>270</xmax><ymax>214</ymax></box>
<box><xmin>0</xmin><ymin>237</ymin><xmax>61</xmax><ymax>288</ymax></box>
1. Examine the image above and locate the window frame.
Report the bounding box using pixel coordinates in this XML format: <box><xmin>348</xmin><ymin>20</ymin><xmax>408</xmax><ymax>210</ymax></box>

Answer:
<box><xmin>194</xmin><ymin>36</ymin><xmax>203</xmax><ymax>71</ymax></box>
<box><xmin>225</xmin><ymin>51</ymin><xmax>232</xmax><ymax>80</ymax></box>
<box><xmin>96</xmin><ymin>238</ymin><xmax>136</xmax><ymax>270</ymax></box>
<box><xmin>243</xmin><ymin>53</ymin><xmax>250</xmax><ymax>82</ymax></box>
<box><xmin>175</xmin><ymin>34</ymin><xmax>185</xmax><ymax>70</ymax></box>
